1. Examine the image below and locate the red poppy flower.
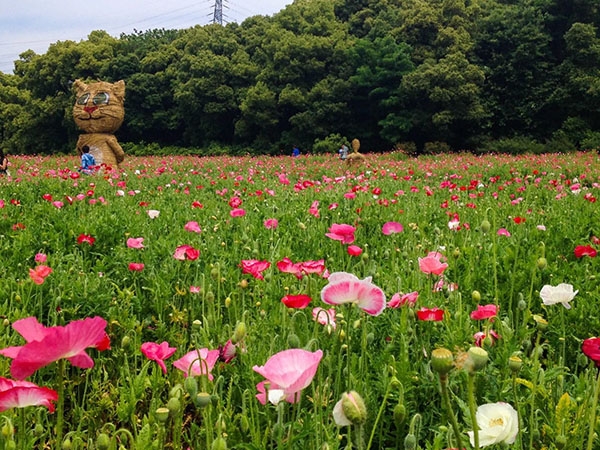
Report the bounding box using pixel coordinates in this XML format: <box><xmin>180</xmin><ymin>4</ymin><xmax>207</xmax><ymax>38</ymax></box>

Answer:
<box><xmin>347</xmin><ymin>245</ymin><xmax>363</xmax><ymax>257</ymax></box>
<box><xmin>416</xmin><ymin>307</ymin><xmax>445</xmax><ymax>321</ymax></box>
<box><xmin>173</xmin><ymin>245</ymin><xmax>200</xmax><ymax>261</ymax></box>
<box><xmin>77</xmin><ymin>234</ymin><xmax>95</xmax><ymax>246</ymax></box>
<box><xmin>470</xmin><ymin>304</ymin><xmax>498</xmax><ymax>320</ymax></box>
<box><xmin>281</xmin><ymin>294</ymin><xmax>312</xmax><ymax>309</ymax></box>
<box><xmin>12</xmin><ymin>223</ymin><xmax>25</xmax><ymax>231</ymax></box>
<box><xmin>574</xmin><ymin>245</ymin><xmax>597</xmax><ymax>258</ymax></box>
<box><xmin>0</xmin><ymin>378</ymin><xmax>58</xmax><ymax>412</ymax></box>
<box><xmin>228</xmin><ymin>196</ymin><xmax>242</xmax><ymax>208</ymax></box>
<box><xmin>513</xmin><ymin>217</ymin><xmax>526</xmax><ymax>224</ymax></box>
<box><xmin>582</xmin><ymin>337</ymin><xmax>600</xmax><ymax>366</ymax></box>
<box><xmin>240</xmin><ymin>260</ymin><xmax>271</xmax><ymax>280</ymax></box>
<box><xmin>128</xmin><ymin>263</ymin><xmax>145</xmax><ymax>272</ymax></box>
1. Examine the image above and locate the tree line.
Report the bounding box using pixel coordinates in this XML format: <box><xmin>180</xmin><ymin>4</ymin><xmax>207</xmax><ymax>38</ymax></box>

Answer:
<box><xmin>1</xmin><ymin>0</ymin><xmax>600</xmax><ymax>156</ymax></box>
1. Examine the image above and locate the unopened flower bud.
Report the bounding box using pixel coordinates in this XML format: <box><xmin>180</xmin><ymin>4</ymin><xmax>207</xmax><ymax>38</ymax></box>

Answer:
<box><xmin>167</xmin><ymin>397</ymin><xmax>181</xmax><ymax>415</ymax></box>
<box><xmin>211</xmin><ymin>437</ymin><xmax>228</xmax><ymax>450</ymax></box>
<box><xmin>431</xmin><ymin>348</ymin><xmax>454</xmax><ymax>375</ymax></box>
<box><xmin>480</xmin><ymin>219</ymin><xmax>491</xmax><ymax>233</ymax></box>
<box><xmin>192</xmin><ymin>319</ymin><xmax>202</xmax><ymax>330</ymax></box>
<box><xmin>393</xmin><ymin>403</ymin><xmax>407</xmax><ymax>426</ymax></box>
<box><xmin>239</xmin><ymin>279</ymin><xmax>248</xmax><ymax>289</ymax></box>
<box><xmin>404</xmin><ymin>433</ymin><xmax>417</xmax><ymax>450</ymax></box>
<box><xmin>287</xmin><ymin>333</ymin><xmax>301</xmax><ymax>348</ymax></box>
<box><xmin>194</xmin><ymin>392</ymin><xmax>212</xmax><ymax>409</ymax></box>
<box><xmin>96</xmin><ymin>433</ymin><xmax>111</xmax><ymax>450</ymax></box>
<box><xmin>205</xmin><ymin>291</ymin><xmax>215</xmax><ymax>302</ymax></box>
<box><xmin>471</xmin><ymin>290</ymin><xmax>481</xmax><ymax>302</ymax></box>
<box><xmin>6</xmin><ymin>441</ymin><xmax>15</xmax><ymax>450</ymax></box>
<box><xmin>465</xmin><ymin>347</ymin><xmax>488</xmax><ymax>372</ymax></box>
<box><xmin>184</xmin><ymin>376</ymin><xmax>198</xmax><ymax>397</ymax></box>
<box><xmin>232</xmin><ymin>321</ymin><xmax>246</xmax><ymax>344</ymax></box>
<box><xmin>62</xmin><ymin>438</ymin><xmax>72</xmax><ymax>450</ymax></box>
<box><xmin>155</xmin><ymin>407</ymin><xmax>170</xmax><ymax>423</ymax></box>
<box><xmin>537</xmin><ymin>257</ymin><xmax>548</xmax><ymax>270</ymax></box>
<box><xmin>341</xmin><ymin>391</ymin><xmax>367</xmax><ymax>425</ymax></box>
<box><xmin>120</xmin><ymin>335</ymin><xmax>131</xmax><ymax>349</ymax></box>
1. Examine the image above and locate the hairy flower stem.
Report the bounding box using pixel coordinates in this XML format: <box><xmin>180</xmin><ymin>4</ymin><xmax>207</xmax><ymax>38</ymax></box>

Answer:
<box><xmin>366</xmin><ymin>382</ymin><xmax>392</xmax><ymax>450</ymax></box>
<box><xmin>586</xmin><ymin>369</ymin><xmax>600</xmax><ymax>450</ymax></box>
<box><xmin>528</xmin><ymin>332</ymin><xmax>542</xmax><ymax>450</ymax></box>
<box><xmin>56</xmin><ymin>358</ymin><xmax>65</xmax><ymax>448</ymax></box>
<box><xmin>439</xmin><ymin>374</ymin><xmax>464</xmax><ymax>450</ymax></box>
<box><xmin>467</xmin><ymin>373</ymin><xmax>479</xmax><ymax>450</ymax></box>
<box><xmin>512</xmin><ymin>375</ymin><xmax>524</xmax><ymax>450</ymax></box>
<box><xmin>18</xmin><ymin>408</ymin><xmax>25</xmax><ymax>450</ymax></box>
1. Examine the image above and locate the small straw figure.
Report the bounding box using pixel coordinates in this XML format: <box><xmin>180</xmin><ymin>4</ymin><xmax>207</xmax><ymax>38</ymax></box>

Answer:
<box><xmin>346</xmin><ymin>138</ymin><xmax>366</xmax><ymax>166</ymax></box>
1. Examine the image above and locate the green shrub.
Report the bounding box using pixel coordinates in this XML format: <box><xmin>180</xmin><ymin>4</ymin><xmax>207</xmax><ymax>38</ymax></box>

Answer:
<box><xmin>479</xmin><ymin>136</ymin><xmax>545</xmax><ymax>155</ymax></box>
<box><xmin>423</xmin><ymin>141</ymin><xmax>451</xmax><ymax>154</ymax></box>
<box><xmin>312</xmin><ymin>133</ymin><xmax>348</xmax><ymax>155</ymax></box>
<box><xmin>581</xmin><ymin>131</ymin><xmax>600</xmax><ymax>151</ymax></box>
<box><xmin>394</xmin><ymin>141</ymin><xmax>418</xmax><ymax>156</ymax></box>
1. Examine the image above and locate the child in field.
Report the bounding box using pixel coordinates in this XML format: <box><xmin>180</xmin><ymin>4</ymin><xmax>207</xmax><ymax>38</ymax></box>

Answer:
<box><xmin>80</xmin><ymin>145</ymin><xmax>96</xmax><ymax>174</ymax></box>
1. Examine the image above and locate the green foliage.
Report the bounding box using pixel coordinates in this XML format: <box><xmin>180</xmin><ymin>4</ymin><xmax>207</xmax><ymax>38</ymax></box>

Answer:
<box><xmin>478</xmin><ymin>136</ymin><xmax>545</xmax><ymax>155</ymax></box>
<box><xmin>312</xmin><ymin>133</ymin><xmax>348</xmax><ymax>155</ymax></box>
<box><xmin>2</xmin><ymin>0</ymin><xmax>600</xmax><ymax>154</ymax></box>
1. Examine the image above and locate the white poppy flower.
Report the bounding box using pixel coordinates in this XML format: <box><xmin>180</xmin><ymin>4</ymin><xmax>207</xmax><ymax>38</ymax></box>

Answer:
<box><xmin>540</xmin><ymin>283</ymin><xmax>578</xmax><ymax>309</ymax></box>
<box><xmin>468</xmin><ymin>402</ymin><xmax>519</xmax><ymax>447</ymax></box>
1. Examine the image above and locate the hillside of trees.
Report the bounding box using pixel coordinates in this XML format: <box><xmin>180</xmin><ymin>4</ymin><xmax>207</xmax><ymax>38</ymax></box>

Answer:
<box><xmin>1</xmin><ymin>0</ymin><xmax>600</xmax><ymax>155</ymax></box>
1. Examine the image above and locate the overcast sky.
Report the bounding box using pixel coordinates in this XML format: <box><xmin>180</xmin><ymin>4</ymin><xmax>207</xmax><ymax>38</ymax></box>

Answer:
<box><xmin>0</xmin><ymin>0</ymin><xmax>293</xmax><ymax>74</ymax></box>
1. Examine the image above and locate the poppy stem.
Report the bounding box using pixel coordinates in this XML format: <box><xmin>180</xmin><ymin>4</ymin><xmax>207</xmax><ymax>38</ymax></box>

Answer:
<box><xmin>586</xmin><ymin>368</ymin><xmax>600</xmax><ymax>450</ymax></box>
<box><xmin>56</xmin><ymin>358</ymin><xmax>65</xmax><ymax>448</ymax></box>
<box><xmin>467</xmin><ymin>373</ymin><xmax>479</xmax><ymax>450</ymax></box>
<box><xmin>439</xmin><ymin>374</ymin><xmax>464</xmax><ymax>450</ymax></box>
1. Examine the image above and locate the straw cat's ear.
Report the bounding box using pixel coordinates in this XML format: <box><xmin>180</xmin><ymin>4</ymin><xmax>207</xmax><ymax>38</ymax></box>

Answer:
<box><xmin>111</xmin><ymin>80</ymin><xmax>125</xmax><ymax>101</ymax></box>
<box><xmin>73</xmin><ymin>79</ymin><xmax>87</xmax><ymax>96</ymax></box>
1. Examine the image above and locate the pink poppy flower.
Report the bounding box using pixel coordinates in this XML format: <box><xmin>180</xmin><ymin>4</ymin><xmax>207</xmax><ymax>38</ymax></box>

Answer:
<box><xmin>470</xmin><ymin>304</ymin><xmax>498</xmax><ymax>320</ymax></box>
<box><xmin>497</xmin><ymin>228</ymin><xmax>511</xmax><ymax>237</ymax></box>
<box><xmin>388</xmin><ymin>291</ymin><xmax>418</xmax><ymax>308</ymax></box>
<box><xmin>173</xmin><ymin>245</ymin><xmax>200</xmax><ymax>261</ymax></box>
<box><xmin>126</xmin><ymin>237</ymin><xmax>145</xmax><ymax>249</ymax></box>
<box><xmin>347</xmin><ymin>245</ymin><xmax>363</xmax><ymax>257</ymax></box>
<box><xmin>300</xmin><ymin>260</ymin><xmax>326</xmax><ymax>276</ymax></box>
<box><xmin>253</xmin><ymin>349</ymin><xmax>323</xmax><ymax>405</ymax></box>
<box><xmin>264</xmin><ymin>218</ymin><xmax>279</xmax><ymax>229</ymax></box>
<box><xmin>277</xmin><ymin>257</ymin><xmax>303</xmax><ymax>278</ymax></box>
<box><xmin>240</xmin><ymin>260</ymin><xmax>271</xmax><ymax>280</ymax></box>
<box><xmin>382</xmin><ymin>221</ymin><xmax>404</xmax><ymax>235</ymax></box>
<box><xmin>128</xmin><ymin>263</ymin><xmax>144</xmax><ymax>272</ymax></box>
<box><xmin>52</xmin><ymin>201</ymin><xmax>64</xmax><ymax>209</ymax></box>
<box><xmin>0</xmin><ymin>378</ymin><xmax>58</xmax><ymax>412</ymax></box>
<box><xmin>416</xmin><ymin>307</ymin><xmax>445</xmax><ymax>321</ymax></box>
<box><xmin>574</xmin><ymin>245</ymin><xmax>597</xmax><ymax>258</ymax></box>
<box><xmin>418</xmin><ymin>252</ymin><xmax>448</xmax><ymax>276</ymax></box>
<box><xmin>141</xmin><ymin>341</ymin><xmax>177</xmax><ymax>375</ymax></box>
<box><xmin>190</xmin><ymin>286</ymin><xmax>201</xmax><ymax>294</ymax></box>
<box><xmin>321</xmin><ymin>272</ymin><xmax>386</xmax><ymax>316</ymax></box>
<box><xmin>325</xmin><ymin>224</ymin><xmax>356</xmax><ymax>244</ymax></box>
<box><xmin>0</xmin><ymin>316</ymin><xmax>109</xmax><ymax>379</ymax></box>
<box><xmin>77</xmin><ymin>234</ymin><xmax>95</xmax><ymax>246</ymax></box>
<box><xmin>147</xmin><ymin>210</ymin><xmax>160</xmax><ymax>219</ymax></box>
<box><xmin>281</xmin><ymin>294</ymin><xmax>312</xmax><ymax>309</ymax></box>
<box><xmin>230</xmin><ymin>208</ymin><xmax>246</xmax><ymax>218</ymax></box>
<box><xmin>34</xmin><ymin>253</ymin><xmax>47</xmax><ymax>263</ymax></box>
<box><xmin>173</xmin><ymin>348</ymin><xmax>220</xmax><ymax>379</ymax></box>
<box><xmin>29</xmin><ymin>265</ymin><xmax>52</xmax><ymax>285</ymax></box>
<box><xmin>309</xmin><ymin>200</ymin><xmax>320</xmax><ymax>217</ymax></box>
<box><xmin>184</xmin><ymin>221</ymin><xmax>202</xmax><ymax>233</ymax></box>
<box><xmin>218</xmin><ymin>340</ymin><xmax>237</xmax><ymax>363</ymax></box>
<box><xmin>474</xmin><ymin>330</ymin><xmax>500</xmax><ymax>347</ymax></box>
<box><xmin>312</xmin><ymin>307</ymin><xmax>336</xmax><ymax>329</ymax></box>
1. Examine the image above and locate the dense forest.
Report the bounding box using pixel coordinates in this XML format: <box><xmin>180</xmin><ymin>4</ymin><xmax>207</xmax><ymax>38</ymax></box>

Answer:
<box><xmin>1</xmin><ymin>0</ymin><xmax>600</xmax><ymax>155</ymax></box>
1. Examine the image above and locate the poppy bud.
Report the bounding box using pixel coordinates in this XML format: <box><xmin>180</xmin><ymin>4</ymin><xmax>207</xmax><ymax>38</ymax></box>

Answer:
<box><xmin>393</xmin><ymin>403</ymin><xmax>407</xmax><ymax>426</ymax></box>
<box><xmin>471</xmin><ymin>290</ymin><xmax>481</xmax><ymax>302</ymax></box>
<box><xmin>6</xmin><ymin>441</ymin><xmax>15</xmax><ymax>450</ymax></box>
<box><xmin>452</xmin><ymin>248</ymin><xmax>461</xmax><ymax>258</ymax></box>
<box><xmin>431</xmin><ymin>348</ymin><xmax>454</xmax><ymax>375</ymax></box>
<box><xmin>341</xmin><ymin>391</ymin><xmax>368</xmax><ymax>425</ymax></box>
<box><xmin>211</xmin><ymin>437</ymin><xmax>228</xmax><ymax>450</ymax></box>
<box><xmin>205</xmin><ymin>291</ymin><xmax>215</xmax><ymax>302</ymax></box>
<box><xmin>225</xmin><ymin>297</ymin><xmax>231</xmax><ymax>308</ymax></box>
<box><xmin>192</xmin><ymin>319</ymin><xmax>202</xmax><ymax>329</ymax></box>
<box><xmin>232</xmin><ymin>321</ymin><xmax>247</xmax><ymax>344</ymax></box>
<box><xmin>537</xmin><ymin>257</ymin><xmax>548</xmax><ymax>270</ymax></box>
<box><xmin>287</xmin><ymin>333</ymin><xmax>301</xmax><ymax>348</ymax></box>
<box><xmin>184</xmin><ymin>376</ymin><xmax>198</xmax><ymax>397</ymax></box>
<box><xmin>239</xmin><ymin>279</ymin><xmax>248</xmax><ymax>289</ymax></box>
<box><xmin>121</xmin><ymin>335</ymin><xmax>131</xmax><ymax>349</ymax></box>
<box><xmin>96</xmin><ymin>433</ymin><xmax>111</xmax><ymax>450</ymax></box>
<box><xmin>465</xmin><ymin>347</ymin><xmax>488</xmax><ymax>373</ymax></box>
<box><xmin>62</xmin><ymin>439</ymin><xmax>72</xmax><ymax>450</ymax></box>
<box><xmin>194</xmin><ymin>392</ymin><xmax>212</xmax><ymax>409</ymax></box>
<box><xmin>167</xmin><ymin>397</ymin><xmax>181</xmax><ymax>415</ymax></box>
<box><xmin>404</xmin><ymin>434</ymin><xmax>417</xmax><ymax>450</ymax></box>
<box><xmin>480</xmin><ymin>219</ymin><xmax>491</xmax><ymax>233</ymax></box>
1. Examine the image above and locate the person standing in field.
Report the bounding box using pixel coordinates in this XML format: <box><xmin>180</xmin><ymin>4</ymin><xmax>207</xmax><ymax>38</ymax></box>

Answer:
<box><xmin>0</xmin><ymin>150</ymin><xmax>8</xmax><ymax>176</ymax></box>
<box><xmin>80</xmin><ymin>145</ymin><xmax>97</xmax><ymax>174</ymax></box>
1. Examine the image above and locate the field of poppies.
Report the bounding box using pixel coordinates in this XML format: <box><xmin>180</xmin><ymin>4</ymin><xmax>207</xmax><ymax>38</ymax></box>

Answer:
<box><xmin>0</xmin><ymin>151</ymin><xmax>599</xmax><ymax>449</ymax></box>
